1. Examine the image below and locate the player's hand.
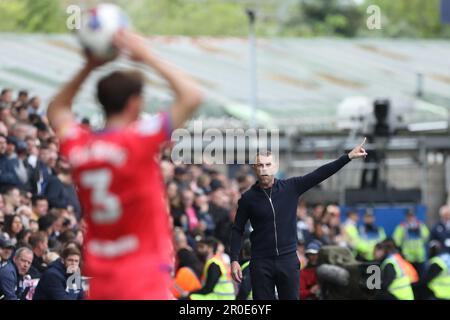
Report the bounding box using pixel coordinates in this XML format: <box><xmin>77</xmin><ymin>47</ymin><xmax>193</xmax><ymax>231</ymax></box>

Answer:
<box><xmin>231</xmin><ymin>261</ymin><xmax>243</xmax><ymax>283</ymax></box>
<box><xmin>348</xmin><ymin>137</ymin><xmax>368</xmax><ymax>160</ymax></box>
<box><xmin>113</xmin><ymin>29</ymin><xmax>152</xmax><ymax>62</ymax></box>
<box><xmin>66</xmin><ymin>265</ymin><xmax>79</xmax><ymax>274</ymax></box>
<box><xmin>84</xmin><ymin>48</ymin><xmax>117</xmax><ymax>70</ymax></box>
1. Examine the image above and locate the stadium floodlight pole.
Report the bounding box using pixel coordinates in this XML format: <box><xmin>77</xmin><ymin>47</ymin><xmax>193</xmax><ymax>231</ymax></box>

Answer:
<box><xmin>246</xmin><ymin>8</ymin><xmax>258</xmax><ymax>129</ymax></box>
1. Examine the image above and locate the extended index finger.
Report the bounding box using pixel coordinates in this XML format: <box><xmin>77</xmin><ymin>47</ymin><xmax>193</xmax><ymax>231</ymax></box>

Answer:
<box><xmin>360</xmin><ymin>137</ymin><xmax>367</xmax><ymax>147</ymax></box>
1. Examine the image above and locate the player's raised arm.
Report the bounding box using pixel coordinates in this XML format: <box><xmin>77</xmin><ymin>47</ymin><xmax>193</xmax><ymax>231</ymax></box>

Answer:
<box><xmin>47</xmin><ymin>54</ymin><xmax>115</xmax><ymax>139</ymax></box>
<box><xmin>113</xmin><ymin>30</ymin><xmax>203</xmax><ymax>130</ymax></box>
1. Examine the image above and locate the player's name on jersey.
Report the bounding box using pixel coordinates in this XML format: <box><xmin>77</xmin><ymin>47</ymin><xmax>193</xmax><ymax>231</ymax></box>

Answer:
<box><xmin>69</xmin><ymin>141</ymin><xmax>128</xmax><ymax>167</ymax></box>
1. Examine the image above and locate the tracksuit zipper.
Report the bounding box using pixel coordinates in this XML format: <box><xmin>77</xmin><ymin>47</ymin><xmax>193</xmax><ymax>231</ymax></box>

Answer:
<box><xmin>262</xmin><ymin>187</ymin><xmax>279</xmax><ymax>256</ymax></box>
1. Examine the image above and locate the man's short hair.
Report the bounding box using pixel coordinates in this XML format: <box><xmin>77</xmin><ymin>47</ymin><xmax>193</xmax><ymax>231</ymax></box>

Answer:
<box><xmin>14</xmin><ymin>246</ymin><xmax>32</xmax><ymax>259</ymax></box>
<box><xmin>256</xmin><ymin>149</ymin><xmax>272</xmax><ymax>158</ymax></box>
<box><xmin>38</xmin><ymin>214</ymin><xmax>57</xmax><ymax>232</ymax></box>
<box><xmin>1</xmin><ymin>88</ymin><xmax>11</xmax><ymax>96</ymax></box>
<box><xmin>347</xmin><ymin>210</ymin><xmax>358</xmax><ymax>217</ymax></box>
<box><xmin>29</xmin><ymin>231</ymin><xmax>48</xmax><ymax>249</ymax></box>
<box><xmin>61</xmin><ymin>246</ymin><xmax>81</xmax><ymax>260</ymax></box>
<box><xmin>4</xmin><ymin>186</ymin><xmax>19</xmax><ymax>195</ymax></box>
<box><xmin>97</xmin><ymin>70</ymin><xmax>144</xmax><ymax>118</ymax></box>
<box><xmin>254</xmin><ymin>149</ymin><xmax>278</xmax><ymax>164</ymax></box>
<box><xmin>197</xmin><ymin>237</ymin><xmax>220</xmax><ymax>254</ymax></box>
<box><xmin>18</xmin><ymin>90</ymin><xmax>28</xmax><ymax>97</ymax></box>
<box><xmin>32</xmin><ymin>195</ymin><xmax>48</xmax><ymax>206</ymax></box>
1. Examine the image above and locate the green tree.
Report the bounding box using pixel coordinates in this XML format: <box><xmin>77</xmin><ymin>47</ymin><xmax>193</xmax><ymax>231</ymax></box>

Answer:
<box><xmin>282</xmin><ymin>0</ymin><xmax>364</xmax><ymax>37</ymax></box>
<box><xmin>119</xmin><ymin>0</ymin><xmax>250</xmax><ymax>36</ymax></box>
<box><xmin>0</xmin><ymin>0</ymin><xmax>66</xmax><ymax>33</ymax></box>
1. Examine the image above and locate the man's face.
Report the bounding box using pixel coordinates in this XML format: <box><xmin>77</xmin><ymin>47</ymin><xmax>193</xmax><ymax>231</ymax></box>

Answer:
<box><xmin>14</xmin><ymin>251</ymin><xmax>33</xmax><ymax>276</ymax></box>
<box><xmin>39</xmin><ymin>148</ymin><xmax>50</xmax><ymax>164</ymax></box>
<box><xmin>0</xmin><ymin>136</ymin><xmax>7</xmax><ymax>154</ymax></box>
<box><xmin>307</xmin><ymin>253</ymin><xmax>319</xmax><ymax>266</ymax></box>
<box><xmin>373</xmin><ymin>248</ymin><xmax>384</xmax><ymax>261</ymax></box>
<box><xmin>0</xmin><ymin>247</ymin><xmax>13</xmax><ymax>261</ymax></box>
<box><xmin>195</xmin><ymin>194</ymin><xmax>208</xmax><ymax>208</ymax></box>
<box><xmin>350</xmin><ymin>213</ymin><xmax>359</xmax><ymax>222</ymax></box>
<box><xmin>196</xmin><ymin>243</ymin><xmax>211</xmax><ymax>260</ymax></box>
<box><xmin>64</xmin><ymin>254</ymin><xmax>80</xmax><ymax>272</ymax></box>
<box><xmin>364</xmin><ymin>215</ymin><xmax>374</xmax><ymax>225</ymax></box>
<box><xmin>182</xmin><ymin>190</ymin><xmax>194</xmax><ymax>208</ymax></box>
<box><xmin>19</xmin><ymin>94</ymin><xmax>28</xmax><ymax>103</ymax></box>
<box><xmin>441</xmin><ymin>207</ymin><xmax>450</xmax><ymax>223</ymax></box>
<box><xmin>7</xmin><ymin>189</ymin><xmax>21</xmax><ymax>208</ymax></box>
<box><xmin>6</xmin><ymin>141</ymin><xmax>15</xmax><ymax>155</ymax></box>
<box><xmin>1</xmin><ymin>91</ymin><xmax>12</xmax><ymax>103</ymax></box>
<box><xmin>29</xmin><ymin>220</ymin><xmax>39</xmax><ymax>232</ymax></box>
<box><xmin>36</xmin><ymin>239</ymin><xmax>48</xmax><ymax>256</ymax></box>
<box><xmin>406</xmin><ymin>214</ymin><xmax>415</xmax><ymax>223</ymax></box>
<box><xmin>31</xmin><ymin>97</ymin><xmax>40</xmax><ymax>109</ymax></box>
<box><xmin>34</xmin><ymin>199</ymin><xmax>48</xmax><ymax>217</ymax></box>
<box><xmin>253</xmin><ymin>154</ymin><xmax>278</xmax><ymax>185</ymax></box>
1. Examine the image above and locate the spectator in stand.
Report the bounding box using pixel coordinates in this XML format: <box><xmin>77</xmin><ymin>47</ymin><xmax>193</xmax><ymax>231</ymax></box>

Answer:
<box><xmin>300</xmin><ymin>241</ymin><xmax>321</xmax><ymax>300</ymax></box>
<box><xmin>44</xmin><ymin>157</ymin><xmax>81</xmax><ymax>220</ymax></box>
<box><xmin>29</xmin><ymin>231</ymin><xmax>49</xmax><ymax>279</ymax></box>
<box><xmin>13</xmin><ymin>90</ymin><xmax>29</xmax><ymax>108</ymax></box>
<box><xmin>33</xmin><ymin>247</ymin><xmax>84</xmax><ymax>300</ymax></box>
<box><xmin>194</xmin><ymin>190</ymin><xmax>215</xmax><ymax>237</ymax></box>
<box><xmin>0</xmin><ymin>237</ymin><xmax>15</xmax><ymax>266</ymax></box>
<box><xmin>2</xmin><ymin>186</ymin><xmax>21</xmax><ymax>213</ymax></box>
<box><xmin>31</xmin><ymin>195</ymin><xmax>48</xmax><ymax>221</ymax></box>
<box><xmin>0</xmin><ymin>247</ymin><xmax>33</xmax><ymax>300</ymax></box>
<box><xmin>3</xmin><ymin>214</ymin><xmax>23</xmax><ymax>246</ymax></box>
<box><xmin>0</xmin><ymin>89</ymin><xmax>13</xmax><ymax>109</ymax></box>
<box><xmin>430</xmin><ymin>204</ymin><xmax>450</xmax><ymax>254</ymax></box>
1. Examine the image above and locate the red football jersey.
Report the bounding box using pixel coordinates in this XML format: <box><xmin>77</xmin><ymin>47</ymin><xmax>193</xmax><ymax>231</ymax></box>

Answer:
<box><xmin>60</xmin><ymin>112</ymin><xmax>174</xmax><ymax>300</ymax></box>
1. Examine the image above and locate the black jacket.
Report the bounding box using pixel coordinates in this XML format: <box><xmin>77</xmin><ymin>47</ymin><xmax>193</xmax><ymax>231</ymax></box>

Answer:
<box><xmin>33</xmin><ymin>260</ymin><xmax>83</xmax><ymax>300</ymax></box>
<box><xmin>29</xmin><ymin>255</ymin><xmax>48</xmax><ymax>279</ymax></box>
<box><xmin>44</xmin><ymin>175</ymin><xmax>82</xmax><ymax>220</ymax></box>
<box><xmin>430</xmin><ymin>222</ymin><xmax>450</xmax><ymax>253</ymax></box>
<box><xmin>0</xmin><ymin>155</ymin><xmax>25</xmax><ymax>192</ymax></box>
<box><xmin>230</xmin><ymin>155</ymin><xmax>351</xmax><ymax>261</ymax></box>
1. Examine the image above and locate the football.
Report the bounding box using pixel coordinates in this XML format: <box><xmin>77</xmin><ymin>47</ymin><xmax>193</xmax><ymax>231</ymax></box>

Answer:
<box><xmin>77</xmin><ymin>3</ymin><xmax>130</xmax><ymax>59</ymax></box>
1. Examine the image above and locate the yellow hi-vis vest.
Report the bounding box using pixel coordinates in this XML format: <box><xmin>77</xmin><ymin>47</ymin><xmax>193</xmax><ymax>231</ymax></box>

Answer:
<box><xmin>381</xmin><ymin>254</ymin><xmax>414</xmax><ymax>300</ymax></box>
<box><xmin>428</xmin><ymin>253</ymin><xmax>450</xmax><ymax>300</ymax></box>
<box><xmin>241</xmin><ymin>261</ymin><xmax>253</xmax><ymax>300</ymax></box>
<box><xmin>190</xmin><ymin>256</ymin><xmax>235</xmax><ymax>300</ymax></box>
<box><xmin>393</xmin><ymin>223</ymin><xmax>429</xmax><ymax>263</ymax></box>
<box><xmin>357</xmin><ymin>226</ymin><xmax>386</xmax><ymax>261</ymax></box>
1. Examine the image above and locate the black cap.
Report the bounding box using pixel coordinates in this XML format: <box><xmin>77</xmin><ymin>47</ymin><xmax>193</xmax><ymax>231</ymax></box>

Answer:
<box><xmin>0</xmin><ymin>237</ymin><xmax>15</xmax><ymax>249</ymax></box>
<box><xmin>210</xmin><ymin>179</ymin><xmax>224</xmax><ymax>191</ymax></box>
<box><xmin>34</xmin><ymin>122</ymin><xmax>48</xmax><ymax>132</ymax></box>
<box><xmin>6</xmin><ymin>136</ymin><xmax>18</xmax><ymax>148</ymax></box>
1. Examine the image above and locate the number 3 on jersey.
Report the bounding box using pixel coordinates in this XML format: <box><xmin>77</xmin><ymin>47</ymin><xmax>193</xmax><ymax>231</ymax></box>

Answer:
<box><xmin>80</xmin><ymin>169</ymin><xmax>122</xmax><ymax>224</ymax></box>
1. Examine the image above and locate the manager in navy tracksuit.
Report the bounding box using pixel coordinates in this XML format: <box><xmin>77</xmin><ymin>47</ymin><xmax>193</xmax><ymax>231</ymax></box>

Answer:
<box><xmin>33</xmin><ymin>247</ymin><xmax>84</xmax><ymax>300</ymax></box>
<box><xmin>230</xmin><ymin>139</ymin><xmax>368</xmax><ymax>300</ymax></box>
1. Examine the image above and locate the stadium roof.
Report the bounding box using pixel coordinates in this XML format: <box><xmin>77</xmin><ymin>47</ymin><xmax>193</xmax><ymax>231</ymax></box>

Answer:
<box><xmin>1</xmin><ymin>33</ymin><xmax>450</xmax><ymax>132</ymax></box>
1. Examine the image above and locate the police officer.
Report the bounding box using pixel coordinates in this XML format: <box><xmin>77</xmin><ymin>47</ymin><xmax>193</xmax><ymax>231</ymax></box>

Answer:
<box><xmin>357</xmin><ymin>212</ymin><xmax>386</xmax><ymax>261</ymax></box>
<box><xmin>393</xmin><ymin>211</ymin><xmax>429</xmax><ymax>276</ymax></box>
<box><xmin>374</xmin><ymin>240</ymin><xmax>414</xmax><ymax>300</ymax></box>
<box><xmin>422</xmin><ymin>241</ymin><xmax>450</xmax><ymax>300</ymax></box>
